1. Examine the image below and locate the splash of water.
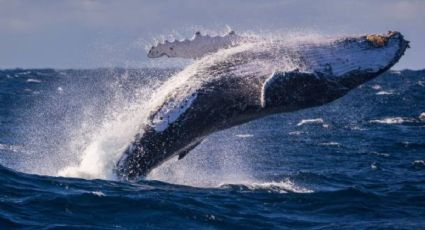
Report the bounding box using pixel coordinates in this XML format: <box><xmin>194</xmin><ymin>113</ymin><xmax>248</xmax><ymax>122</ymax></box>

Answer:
<box><xmin>57</xmin><ymin>71</ymin><xmax>160</xmax><ymax>180</ymax></box>
<box><xmin>19</xmin><ymin>30</ymin><xmax>336</xmax><ymax>189</ymax></box>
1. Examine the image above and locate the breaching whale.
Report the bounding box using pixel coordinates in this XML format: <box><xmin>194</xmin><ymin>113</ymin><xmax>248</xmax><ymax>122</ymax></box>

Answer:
<box><xmin>116</xmin><ymin>31</ymin><xmax>409</xmax><ymax>179</ymax></box>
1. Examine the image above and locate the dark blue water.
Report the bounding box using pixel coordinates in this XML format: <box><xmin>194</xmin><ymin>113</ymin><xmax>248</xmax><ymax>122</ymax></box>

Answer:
<box><xmin>1</xmin><ymin>68</ymin><xmax>425</xmax><ymax>229</ymax></box>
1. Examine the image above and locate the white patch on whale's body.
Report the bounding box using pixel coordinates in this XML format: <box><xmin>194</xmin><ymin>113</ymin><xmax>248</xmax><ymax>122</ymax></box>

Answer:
<box><xmin>261</xmin><ymin>71</ymin><xmax>278</xmax><ymax>108</ymax></box>
<box><xmin>151</xmin><ymin>92</ymin><xmax>198</xmax><ymax>132</ymax></box>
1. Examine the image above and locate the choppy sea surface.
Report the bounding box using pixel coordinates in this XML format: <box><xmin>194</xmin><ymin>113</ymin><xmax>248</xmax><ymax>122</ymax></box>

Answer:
<box><xmin>0</xmin><ymin>68</ymin><xmax>424</xmax><ymax>229</ymax></box>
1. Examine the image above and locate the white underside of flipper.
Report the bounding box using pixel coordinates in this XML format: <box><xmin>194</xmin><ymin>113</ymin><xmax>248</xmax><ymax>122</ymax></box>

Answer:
<box><xmin>148</xmin><ymin>31</ymin><xmax>248</xmax><ymax>59</ymax></box>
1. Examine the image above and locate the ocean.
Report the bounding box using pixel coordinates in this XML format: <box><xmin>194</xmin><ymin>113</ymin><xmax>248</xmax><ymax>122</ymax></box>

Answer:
<box><xmin>0</xmin><ymin>68</ymin><xmax>424</xmax><ymax>229</ymax></box>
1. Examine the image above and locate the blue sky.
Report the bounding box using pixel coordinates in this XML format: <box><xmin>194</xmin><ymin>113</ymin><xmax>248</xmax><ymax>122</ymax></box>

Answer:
<box><xmin>0</xmin><ymin>0</ymin><xmax>424</xmax><ymax>69</ymax></box>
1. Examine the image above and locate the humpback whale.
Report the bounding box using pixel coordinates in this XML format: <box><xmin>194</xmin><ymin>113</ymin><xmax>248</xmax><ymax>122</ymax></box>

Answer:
<box><xmin>116</xmin><ymin>31</ymin><xmax>409</xmax><ymax>179</ymax></box>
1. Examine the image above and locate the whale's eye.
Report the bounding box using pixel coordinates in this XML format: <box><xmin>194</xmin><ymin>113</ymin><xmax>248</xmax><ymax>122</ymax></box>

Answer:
<box><xmin>366</xmin><ymin>34</ymin><xmax>389</xmax><ymax>47</ymax></box>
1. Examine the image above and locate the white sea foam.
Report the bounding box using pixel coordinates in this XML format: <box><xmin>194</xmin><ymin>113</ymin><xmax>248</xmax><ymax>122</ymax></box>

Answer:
<box><xmin>373</xmin><ymin>152</ymin><xmax>390</xmax><ymax>157</ymax></box>
<box><xmin>288</xmin><ymin>131</ymin><xmax>305</xmax><ymax>136</ymax></box>
<box><xmin>57</xmin><ymin>83</ymin><xmax>155</xmax><ymax>180</ymax></box>
<box><xmin>91</xmin><ymin>191</ymin><xmax>106</xmax><ymax>197</ymax></box>
<box><xmin>370</xmin><ymin>162</ymin><xmax>379</xmax><ymax>170</ymax></box>
<box><xmin>297</xmin><ymin>118</ymin><xmax>329</xmax><ymax>128</ymax></box>
<box><xmin>147</xmin><ymin>144</ymin><xmax>254</xmax><ymax>188</ymax></box>
<box><xmin>235</xmin><ymin>134</ymin><xmax>254</xmax><ymax>138</ymax></box>
<box><xmin>369</xmin><ymin>117</ymin><xmax>415</xmax><ymax>124</ymax></box>
<box><xmin>16</xmin><ymin>71</ymin><xmax>31</xmax><ymax>76</ymax></box>
<box><xmin>297</xmin><ymin>118</ymin><xmax>324</xmax><ymax>126</ymax></box>
<box><xmin>319</xmin><ymin>142</ymin><xmax>341</xmax><ymax>147</ymax></box>
<box><xmin>26</xmin><ymin>78</ymin><xmax>42</xmax><ymax>83</ymax></box>
<box><xmin>412</xmin><ymin>160</ymin><xmax>425</xmax><ymax>167</ymax></box>
<box><xmin>149</xmin><ymin>155</ymin><xmax>312</xmax><ymax>193</ymax></box>
<box><xmin>146</xmin><ymin>138</ymin><xmax>311</xmax><ymax>193</ymax></box>
<box><xmin>243</xmin><ymin>179</ymin><xmax>313</xmax><ymax>193</ymax></box>
<box><xmin>376</xmin><ymin>90</ymin><xmax>394</xmax><ymax>95</ymax></box>
<box><xmin>419</xmin><ymin>112</ymin><xmax>425</xmax><ymax>121</ymax></box>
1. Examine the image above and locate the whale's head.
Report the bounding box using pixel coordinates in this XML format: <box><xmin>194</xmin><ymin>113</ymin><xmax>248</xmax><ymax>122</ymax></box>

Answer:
<box><xmin>262</xmin><ymin>31</ymin><xmax>409</xmax><ymax>111</ymax></box>
<box><xmin>312</xmin><ymin>31</ymin><xmax>410</xmax><ymax>88</ymax></box>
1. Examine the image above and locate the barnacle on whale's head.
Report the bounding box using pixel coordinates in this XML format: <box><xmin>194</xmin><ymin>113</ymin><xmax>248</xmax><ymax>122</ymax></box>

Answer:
<box><xmin>366</xmin><ymin>34</ymin><xmax>389</xmax><ymax>47</ymax></box>
<box><xmin>365</xmin><ymin>31</ymin><xmax>407</xmax><ymax>48</ymax></box>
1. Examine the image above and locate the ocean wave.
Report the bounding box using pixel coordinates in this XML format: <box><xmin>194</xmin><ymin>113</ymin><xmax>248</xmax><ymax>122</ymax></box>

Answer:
<box><xmin>235</xmin><ymin>134</ymin><xmax>254</xmax><ymax>138</ymax></box>
<box><xmin>411</xmin><ymin>160</ymin><xmax>425</xmax><ymax>167</ymax></box>
<box><xmin>221</xmin><ymin>179</ymin><xmax>313</xmax><ymax>194</ymax></box>
<box><xmin>371</xmin><ymin>84</ymin><xmax>382</xmax><ymax>90</ymax></box>
<box><xmin>15</xmin><ymin>71</ymin><xmax>31</xmax><ymax>76</ymax></box>
<box><xmin>319</xmin><ymin>142</ymin><xmax>341</xmax><ymax>147</ymax></box>
<box><xmin>372</xmin><ymin>152</ymin><xmax>391</xmax><ymax>157</ymax></box>
<box><xmin>248</xmin><ymin>180</ymin><xmax>313</xmax><ymax>193</ymax></box>
<box><xmin>375</xmin><ymin>90</ymin><xmax>394</xmax><ymax>95</ymax></box>
<box><xmin>90</xmin><ymin>191</ymin><xmax>106</xmax><ymax>197</ymax></box>
<box><xmin>420</xmin><ymin>112</ymin><xmax>425</xmax><ymax>121</ymax></box>
<box><xmin>297</xmin><ymin>118</ymin><xmax>329</xmax><ymax>128</ymax></box>
<box><xmin>345</xmin><ymin>124</ymin><xmax>367</xmax><ymax>131</ymax></box>
<box><xmin>369</xmin><ymin>117</ymin><xmax>416</xmax><ymax>125</ymax></box>
<box><xmin>26</xmin><ymin>78</ymin><xmax>42</xmax><ymax>83</ymax></box>
<box><xmin>370</xmin><ymin>162</ymin><xmax>381</xmax><ymax>170</ymax></box>
<box><xmin>288</xmin><ymin>131</ymin><xmax>305</xmax><ymax>136</ymax></box>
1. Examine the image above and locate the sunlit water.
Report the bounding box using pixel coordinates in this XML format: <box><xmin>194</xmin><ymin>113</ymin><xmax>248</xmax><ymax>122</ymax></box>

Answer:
<box><xmin>0</xmin><ymin>68</ymin><xmax>424</xmax><ymax>229</ymax></box>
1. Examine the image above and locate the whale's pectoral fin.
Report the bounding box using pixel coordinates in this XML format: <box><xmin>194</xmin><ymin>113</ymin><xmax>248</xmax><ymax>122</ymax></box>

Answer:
<box><xmin>147</xmin><ymin>30</ymin><xmax>244</xmax><ymax>59</ymax></box>
<box><xmin>261</xmin><ymin>71</ymin><xmax>348</xmax><ymax>109</ymax></box>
